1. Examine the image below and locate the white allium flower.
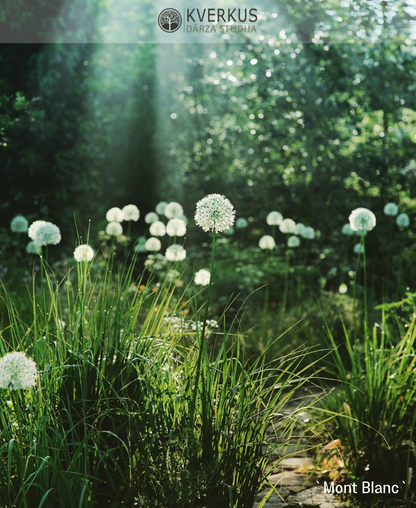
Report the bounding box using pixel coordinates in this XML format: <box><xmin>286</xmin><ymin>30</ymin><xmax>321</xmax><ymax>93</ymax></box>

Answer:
<box><xmin>106</xmin><ymin>222</ymin><xmax>123</xmax><ymax>237</ymax></box>
<box><xmin>384</xmin><ymin>202</ymin><xmax>399</xmax><ymax>216</ymax></box>
<box><xmin>166</xmin><ymin>244</ymin><xmax>186</xmax><ymax>261</ymax></box>
<box><xmin>11</xmin><ymin>215</ymin><xmax>28</xmax><ymax>233</ymax></box>
<box><xmin>279</xmin><ymin>218</ymin><xmax>296</xmax><ymax>234</ymax></box>
<box><xmin>342</xmin><ymin>224</ymin><xmax>354</xmax><ymax>236</ymax></box>
<box><xmin>194</xmin><ymin>194</ymin><xmax>235</xmax><ymax>233</ymax></box>
<box><xmin>266</xmin><ymin>211</ymin><xmax>283</xmax><ymax>226</ymax></box>
<box><xmin>339</xmin><ymin>283</ymin><xmax>348</xmax><ymax>294</ymax></box>
<box><xmin>354</xmin><ymin>243</ymin><xmax>365</xmax><ymax>254</ymax></box>
<box><xmin>165</xmin><ymin>202</ymin><xmax>184</xmax><ymax>219</ymax></box>
<box><xmin>144</xmin><ymin>212</ymin><xmax>159</xmax><ymax>224</ymax></box>
<box><xmin>195</xmin><ymin>269</ymin><xmax>211</xmax><ymax>286</ymax></box>
<box><xmin>26</xmin><ymin>241</ymin><xmax>41</xmax><ymax>255</ymax></box>
<box><xmin>122</xmin><ymin>204</ymin><xmax>140</xmax><ymax>222</ymax></box>
<box><xmin>106</xmin><ymin>207</ymin><xmax>124</xmax><ymax>223</ymax></box>
<box><xmin>236</xmin><ymin>217</ymin><xmax>248</xmax><ymax>229</ymax></box>
<box><xmin>29</xmin><ymin>221</ymin><xmax>61</xmax><ymax>246</ymax></box>
<box><xmin>259</xmin><ymin>235</ymin><xmax>275</xmax><ymax>250</ymax></box>
<box><xmin>349</xmin><ymin>208</ymin><xmax>376</xmax><ymax>232</ymax></box>
<box><xmin>149</xmin><ymin>221</ymin><xmax>166</xmax><ymax>237</ymax></box>
<box><xmin>396</xmin><ymin>213</ymin><xmax>410</xmax><ymax>228</ymax></box>
<box><xmin>74</xmin><ymin>245</ymin><xmax>94</xmax><ymax>262</ymax></box>
<box><xmin>295</xmin><ymin>223</ymin><xmax>306</xmax><ymax>236</ymax></box>
<box><xmin>145</xmin><ymin>237</ymin><xmax>162</xmax><ymax>252</ymax></box>
<box><xmin>166</xmin><ymin>218</ymin><xmax>187</xmax><ymax>237</ymax></box>
<box><xmin>156</xmin><ymin>201</ymin><xmax>168</xmax><ymax>215</ymax></box>
<box><xmin>0</xmin><ymin>352</ymin><xmax>37</xmax><ymax>390</ymax></box>
<box><xmin>302</xmin><ymin>227</ymin><xmax>315</xmax><ymax>240</ymax></box>
<box><xmin>287</xmin><ymin>235</ymin><xmax>300</xmax><ymax>248</ymax></box>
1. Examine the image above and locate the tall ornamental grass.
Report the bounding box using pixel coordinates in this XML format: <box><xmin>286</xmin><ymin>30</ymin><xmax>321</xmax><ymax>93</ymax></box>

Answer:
<box><xmin>0</xmin><ymin>230</ymin><xmax>317</xmax><ymax>507</ymax></box>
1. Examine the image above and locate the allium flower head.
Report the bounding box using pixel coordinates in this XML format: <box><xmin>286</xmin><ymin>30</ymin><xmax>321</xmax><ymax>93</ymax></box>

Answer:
<box><xmin>396</xmin><ymin>213</ymin><xmax>410</xmax><ymax>227</ymax></box>
<box><xmin>106</xmin><ymin>207</ymin><xmax>124</xmax><ymax>223</ymax></box>
<box><xmin>266</xmin><ymin>211</ymin><xmax>283</xmax><ymax>226</ymax></box>
<box><xmin>354</xmin><ymin>243</ymin><xmax>365</xmax><ymax>254</ymax></box>
<box><xmin>279</xmin><ymin>218</ymin><xmax>296</xmax><ymax>234</ymax></box>
<box><xmin>349</xmin><ymin>208</ymin><xmax>376</xmax><ymax>232</ymax></box>
<box><xmin>11</xmin><ymin>215</ymin><xmax>28</xmax><ymax>233</ymax></box>
<box><xmin>287</xmin><ymin>235</ymin><xmax>300</xmax><ymax>248</ymax></box>
<box><xmin>166</xmin><ymin>218</ymin><xmax>187</xmax><ymax>237</ymax></box>
<box><xmin>302</xmin><ymin>227</ymin><xmax>315</xmax><ymax>240</ymax></box>
<box><xmin>122</xmin><ymin>204</ymin><xmax>140</xmax><ymax>222</ymax></box>
<box><xmin>149</xmin><ymin>221</ymin><xmax>166</xmax><ymax>237</ymax></box>
<box><xmin>259</xmin><ymin>235</ymin><xmax>275</xmax><ymax>250</ymax></box>
<box><xmin>236</xmin><ymin>217</ymin><xmax>248</xmax><ymax>229</ymax></box>
<box><xmin>384</xmin><ymin>203</ymin><xmax>399</xmax><ymax>216</ymax></box>
<box><xmin>74</xmin><ymin>244</ymin><xmax>94</xmax><ymax>262</ymax></box>
<box><xmin>0</xmin><ymin>352</ymin><xmax>37</xmax><ymax>390</ymax></box>
<box><xmin>145</xmin><ymin>237</ymin><xmax>162</xmax><ymax>252</ymax></box>
<box><xmin>295</xmin><ymin>223</ymin><xmax>306</xmax><ymax>236</ymax></box>
<box><xmin>166</xmin><ymin>244</ymin><xmax>186</xmax><ymax>261</ymax></box>
<box><xmin>165</xmin><ymin>202</ymin><xmax>184</xmax><ymax>219</ymax></box>
<box><xmin>156</xmin><ymin>201</ymin><xmax>168</xmax><ymax>215</ymax></box>
<box><xmin>106</xmin><ymin>222</ymin><xmax>123</xmax><ymax>237</ymax></box>
<box><xmin>194</xmin><ymin>194</ymin><xmax>235</xmax><ymax>233</ymax></box>
<box><xmin>195</xmin><ymin>269</ymin><xmax>211</xmax><ymax>286</ymax></box>
<box><xmin>26</xmin><ymin>241</ymin><xmax>41</xmax><ymax>255</ymax></box>
<box><xmin>145</xmin><ymin>212</ymin><xmax>159</xmax><ymax>224</ymax></box>
<box><xmin>342</xmin><ymin>224</ymin><xmax>354</xmax><ymax>236</ymax></box>
<box><xmin>29</xmin><ymin>221</ymin><xmax>61</xmax><ymax>246</ymax></box>
<box><xmin>339</xmin><ymin>283</ymin><xmax>348</xmax><ymax>294</ymax></box>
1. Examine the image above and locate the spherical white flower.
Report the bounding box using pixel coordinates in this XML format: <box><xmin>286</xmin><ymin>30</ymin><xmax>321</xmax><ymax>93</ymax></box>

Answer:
<box><xmin>384</xmin><ymin>202</ymin><xmax>398</xmax><ymax>216</ymax></box>
<box><xmin>106</xmin><ymin>222</ymin><xmax>123</xmax><ymax>237</ymax></box>
<box><xmin>122</xmin><ymin>204</ymin><xmax>140</xmax><ymax>222</ymax></box>
<box><xmin>0</xmin><ymin>352</ymin><xmax>37</xmax><ymax>390</ymax></box>
<box><xmin>74</xmin><ymin>244</ymin><xmax>94</xmax><ymax>262</ymax></box>
<box><xmin>287</xmin><ymin>235</ymin><xmax>300</xmax><ymax>248</ymax></box>
<box><xmin>339</xmin><ymin>283</ymin><xmax>348</xmax><ymax>294</ymax></box>
<box><xmin>145</xmin><ymin>237</ymin><xmax>162</xmax><ymax>252</ymax></box>
<box><xmin>195</xmin><ymin>269</ymin><xmax>211</xmax><ymax>286</ymax></box>
<box><xmin>156</xmin><ymin>201</ymin><xmax>168</xmax><ymax>215</ymax></box>
<box><xmin>342</xmin><ymin>224</ymin><xmax>354</xmax><ymax>236</ymax></box>
<box><xmin>26</xmin><ymin>241</ymin><xmax>41</xmax><ymax>255</ymax></box>
<box><xmin>11</xmin><ymin>215</ymin><xmax>28</xmax><ymax>233</ymax></box>
<box><xmin>29</xmin><ymin>221</ymin><xmax>61</xmax><ymax>246</ymax></box>
<box><xmin>106</xmin><ymin>207</ymin><xmax>124</xmax><ymax>223</ymax></box>
<box><xmin>354</xmin><ymin>243</ymin><xmax>365</xmax><ymax>254</ymax></box>
<box><xmin>166</xmin><ymin>218</ymin><xmax>187</xmax><ymax>237</ymax></box>
<box><xmin>259</xmin><ymin>235</ymin><xmax>275</xmax><ymax>250</ymax></box>
<box><xmin>236</xmin><ymin>217</ymin><xmax>248</xmax><ymax>229</ymax></box>
<box><xmin>349</xmin><ymin>208</ymin><xmax>376</xmax><ymax>232</ymax></box>
<box><xmin>195</xmin><ymin>194</ymin><xmax>235</xmax><ymax>233</ymax></box>
<box><xmin>149</xmin><ymin>221</ymin><xmax>166</xmax><ymax>237</ymax></box>
<box><xmin>295</xmin><ymin>223</ymin><xmax>306</xmax><ymax>236</ymax></box>
<box><xmin>279</xmin><ymin>218</ymin><xmax>296</xmax><ymax>234</ymax></box>
<box><xmin>396</xmin><ymin>213</ymin><xmax>410</xmax><ymax>228</ymax></box>
<box><xmin>266</xmin><ymin>211</ymin><xmax>283</xmax><ymax>226</ymax></box>
<box><xmin>165</xmin><ymin>202</ymin><xmax>184</xmax><ymax>219</ymax></box>
<box><xmin>145</xmin><ymin>212</ymin><xmax>159</xmax><ymax>224</ymax></box>
<box><xmin>166</xmin><ymin>244</ymin><xmax>186</xmax><ymax>261</ymax></box>
<box><xmin>302</xmin><ymin>227</ymin><xmax>315</xmax><ymax>240</ymax></box>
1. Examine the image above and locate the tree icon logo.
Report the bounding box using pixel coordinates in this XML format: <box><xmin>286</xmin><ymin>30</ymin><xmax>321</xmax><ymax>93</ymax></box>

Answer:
<box><xmin>158</xmin><ymin>8</ymin><xmax>182</xmax><ymax>33</ymax></box>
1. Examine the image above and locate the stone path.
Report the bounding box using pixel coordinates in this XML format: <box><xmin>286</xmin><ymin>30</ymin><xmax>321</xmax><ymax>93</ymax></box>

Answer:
<box><xmin>254</xmin><ymin>391</ymin><xmax>346</xmax><ymax>508</ymax></box>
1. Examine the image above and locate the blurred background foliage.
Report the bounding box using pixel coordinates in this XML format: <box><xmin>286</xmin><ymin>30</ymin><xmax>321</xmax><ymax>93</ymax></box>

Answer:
<box><xmin>0</xmin><ymin>0</ymin><xmax>416</xmax><ymax>302</ymax></box>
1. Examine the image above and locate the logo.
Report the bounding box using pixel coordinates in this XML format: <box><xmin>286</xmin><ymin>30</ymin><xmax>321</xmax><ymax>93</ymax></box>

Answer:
<box><xmin>158</xmin><ymin>8</ymin><xmax>182</xmax><ymax>33</ymax></box>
